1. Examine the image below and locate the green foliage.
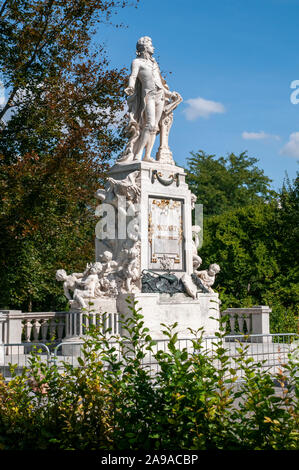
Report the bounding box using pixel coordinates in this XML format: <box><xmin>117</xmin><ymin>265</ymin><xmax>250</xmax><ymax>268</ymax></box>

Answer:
<box><xmin>186</xmin><ymin>150</ymin><xmax>274</xmax><ymax>216</ymax></box>
<box><xmin>0</xmin><ymin>0</ymin><xmax>139</xmax><ymax>311</ymax></box>
<box><xmin>187</xmin><ymin>148</ymin><xmax>299</xmax><ymax>333</ymax></box>
<box><xmin>199</xmin><ymin>197</ymin><xmax>298</xmax><ymax>333</ymax></box>
<box><xmin>0</xmin><ymin>300</ymin><xmax>298</xmax><ymax>450</ymax></box>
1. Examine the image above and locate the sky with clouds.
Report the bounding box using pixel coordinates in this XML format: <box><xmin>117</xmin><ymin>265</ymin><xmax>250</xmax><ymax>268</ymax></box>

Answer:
<box><xmin>96</xmin><ymin>0</ymin><xmax>299</xmax><ymax>190</ymax></box>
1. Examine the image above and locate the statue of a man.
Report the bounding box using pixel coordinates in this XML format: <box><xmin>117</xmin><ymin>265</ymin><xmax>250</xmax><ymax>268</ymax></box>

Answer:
<box><xmin>118</xmin><ymin>36</ymin><xmax>181</xmax><ymax>163</ymax></box>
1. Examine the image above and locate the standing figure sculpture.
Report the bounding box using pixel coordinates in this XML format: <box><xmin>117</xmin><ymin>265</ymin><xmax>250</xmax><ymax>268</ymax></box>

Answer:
<box><xmin>118</xmin><ymin>36</ymin><xmax>182</xmax><ymax>164</ymax></box>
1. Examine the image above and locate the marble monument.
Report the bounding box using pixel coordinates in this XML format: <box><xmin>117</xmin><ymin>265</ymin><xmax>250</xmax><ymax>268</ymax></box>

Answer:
<box><xmin>56</xmin><ymin>36</ymin><xmax>221</xmax><ymax>341</ymax></box>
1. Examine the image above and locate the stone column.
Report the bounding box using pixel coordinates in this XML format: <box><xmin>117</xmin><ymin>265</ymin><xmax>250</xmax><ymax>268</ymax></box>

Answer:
<box><xmin>0</xmin><ymin>313</ymin><xmax>6</xmax><ymax>365</ymax></box>
<box><xmin>0</xmin><ymin>310</ymin><xmax>24</xmax><ymax>354</ymax></box>
<box><xmin>250</xmin><ymin>305</ymin><xmax>272</xmax><ymax>342</ymax></box>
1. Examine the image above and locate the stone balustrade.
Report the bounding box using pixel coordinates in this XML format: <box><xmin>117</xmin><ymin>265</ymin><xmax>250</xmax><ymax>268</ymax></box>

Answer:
<box><xmin>0</xmin><ymin>308</ymin><xmax>120</xmax><ymax>351</ymax></box>
<box><xmin>221</xmin><ymin>306</ymin><xmax>272</xmax><ymax>343</ymax></box>
<box><xmin>0</xmin><ymin>305</ymin><xmax>272</xmax><ymax>349</ymax></box>
<box><xmin>65</xmin><ymin>310</ymin><xmax>120</xmax><ymax>339</ymax></box>
<box><xmin>0</xmin><ymin>310</ymin><xmax>67</xmax><ymax>346</ymax></box>
<box><xmin>22</xmin><ymin>312</ymin><xmax>66</xmax><ymax>343</ymax></box>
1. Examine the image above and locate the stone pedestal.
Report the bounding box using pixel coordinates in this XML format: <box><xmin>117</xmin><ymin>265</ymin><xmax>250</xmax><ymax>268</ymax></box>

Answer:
<box><xmin>96</xmin><ymin>161</ymin><xmax>194</xmax><ymax>277</ymax></box>
<box><xmin>117</xmin><ymin>292</ymin><xmax>220</xmax><ymax>339</ymax></box>
<box><xmin>60</xmin><ymin>159</ymin><xmax>221</xmax><ymax>349</ymax></box>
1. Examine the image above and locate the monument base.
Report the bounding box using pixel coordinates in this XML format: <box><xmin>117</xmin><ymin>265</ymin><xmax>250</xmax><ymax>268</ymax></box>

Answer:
<box><xmin>61</xmin><ymin>291</ymin><xmax>220</xmax><ymax>356</ymax></box>
<box><xmin>117</xmin><ymin>292</ymin><xmax>220</xmax><ymax>339</ymax></box>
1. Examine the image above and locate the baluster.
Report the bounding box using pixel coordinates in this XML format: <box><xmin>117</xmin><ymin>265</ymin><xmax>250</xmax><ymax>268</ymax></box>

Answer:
<box><xmin>73</xmin><ymin>312</ymin><xmax>77</xmax><ymax>336</ymax></box>
<box><xmin>244</xmin><ymin>315</ymin><xmax>251</xmax><ymax>334</ymax></box>
<box><xmin>23</xmin><ymin>319</ymin><xmax>33</xmax><ymax>342</ymax></box>
<box><xmin>81</xmin><ymin>312</ymin><xmax>86</xmax><ymax>335</ymax></box>
<box><xmin>70</xmin><ymin>312</ymin><xmax>73</xmax><ymax>336</ymax></box>
<box><xmin>49</xmin><ymin>318</ymin><xmax>56</xmax><ymax>341</ymax></box>
<box><xmin>103</xmin><ymin>313</ymin><xmax>107</xmax><ymax>333</ymax></box>
<box><xmin>90</xmin><ymin>312</ymin><xmax>96</xmax><ymax>328</ymax></box>
<box><xmin>237</xmin><ymin>315</ymin><xmax>244</xmax><ymax>334</ymax></box>
<box><xmin>112</xmin><ymin>313</ymin><xmax>116</xmax><ymax>335</ymax></box>
<box><xmin>108</xmin><ymin>313</ymin><xmax>112</xmax><ymax>332</ymax></box>
<box><xmin>57</xmin><ymin>317</ymin><xmax>65</xmax><ymax>341</ymax></box>
<box><xmin>221</xmin><ymin>314</ymin><xmax>228</xmax><ymax>333</ymax></box>
<box><xmin>78</xmin><ymin>312</ymin><xmax>83</xmax><ymax>336</ymax></box>
<box><xmin>95</xmin><ymin>313</ymin><xmax>100</xmax><ymax>329</ymax></box>
<box><xmin>65</xmin><ymin>313</ymin><xmax>69</xmax><ymax>338</ymax></box>
<box><xmin>99</xmin><ymin>313</ymin><xmax>103</xmax><ymax>334</ymax></box>
<box><xmin>229</xmin><ymin>314</ymin><xmax>235</xmax><ymax>334</ymax></box>
<box><xmin>87</xmin><ymin>312</ymin><xmax>92</xmax><ymax>330</ymax></box>
<box><xmin>115</xmin><ymin>313</ymin><xmax>120</xmax><ymax>335</ymax></box>
<box><xmin>32</xmin><ymin>319</ymin><xmax>41</xmax><ymax>342</ymax></box>
<box><xmin>40</xmin><ymin>319</ymin><xmax>49</xmax><ymax>342</ymax></box>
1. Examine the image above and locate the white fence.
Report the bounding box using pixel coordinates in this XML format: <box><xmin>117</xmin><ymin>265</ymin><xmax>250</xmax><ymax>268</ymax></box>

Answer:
<box><xmin>1</xmin><ymin>333</ymin><xmax>297</xmax><ymax>384</ymax></box>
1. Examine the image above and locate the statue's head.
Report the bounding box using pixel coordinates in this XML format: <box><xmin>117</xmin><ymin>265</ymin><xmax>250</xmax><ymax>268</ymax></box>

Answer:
<box><xmin>91</xmin><ymin>262</ymin><xmax>103</xmax><ymax>273</ymax></box>
<box><xmin>136</xmin><ymin>36</ymin><xmax>154</xmax><ymax>57</ymax></box>
<box><xmin>56</xmin><ymin>269</ymin><xmax>67</xmax><ymax>281</ymax></box>
<box><xmin>102</xmin><ymin>251</ymin><xmax>113</xmax><ymax>262</ymax></box>
<box><xmin>209</xmin><ymin>263</ymin><xmax>220</xmax><ymax>275</ymax></box>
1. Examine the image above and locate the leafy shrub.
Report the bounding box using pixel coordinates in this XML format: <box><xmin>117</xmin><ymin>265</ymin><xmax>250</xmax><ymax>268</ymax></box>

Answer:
<box><xmin>0</xmin><ymin>299</ymin><xmax>298</xmax><ymax>450</ymax></box>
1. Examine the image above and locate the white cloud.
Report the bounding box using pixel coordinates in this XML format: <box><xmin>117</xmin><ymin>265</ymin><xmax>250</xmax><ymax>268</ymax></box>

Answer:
<box><xmin>242</xmin><ymin>131</ymin><xmax>280</xmax><ymax>141</ymax></box>
<box><xmin>280</xmin><ymin>132</ymin><xmax>299</xmax><ymax>158</ymax></box>
<box><xmin>183</xmin><ymin>97</ymin><xmax>226</xmax><ymax>120</ymax></box>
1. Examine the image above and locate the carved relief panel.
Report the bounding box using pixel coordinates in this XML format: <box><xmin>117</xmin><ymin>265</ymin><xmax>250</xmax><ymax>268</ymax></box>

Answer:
<box><xmin>148</xmin><ymin>197</ymin><xmax>185</xmax><ymax>271</ymax></box>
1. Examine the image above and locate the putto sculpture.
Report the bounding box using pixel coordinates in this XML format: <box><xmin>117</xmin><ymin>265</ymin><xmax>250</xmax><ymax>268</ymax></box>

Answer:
<box><xmin>118</xmin><ymin>36</ymin><xmax>182</xmax><ymax>164</ymax></box>
<box><xmin>194</xmin><ymin>263</ymin><xmax>221</xmax><ymax>293</ymax></box>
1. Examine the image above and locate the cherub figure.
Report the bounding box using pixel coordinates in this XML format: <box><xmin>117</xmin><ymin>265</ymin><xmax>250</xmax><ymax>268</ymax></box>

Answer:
<box><xmin>118</xmin><ymin>241</ymin><xmax>140</xmax><ymax>292</ymax></box>
<box><xmin>55</xmin><ymin>269</ymin><xmax>84</xmax><ymax>302</ymax></box>
<box><xmin>194</xmin><ymin>263</ymin><xmax>220</xmax><ymax>293</ymax></box>
<box><xmin>99</xmin><ymin>251</ymin><xmax>118</xmax><ymax>275</ymax></box>
<box><xmin>71</xmin><ymin>265</ymin><xmax>101</xmax><ymax>309</ymax></box>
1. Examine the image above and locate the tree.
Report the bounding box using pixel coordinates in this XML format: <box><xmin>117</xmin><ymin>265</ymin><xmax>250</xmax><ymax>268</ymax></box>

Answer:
<box><xmin>199</xmin><ymin>178</ymin><xmax>299</xmax><ymax>333</ymax></box>
<box><xmin>186</xmin><ymin>149</ymin><xmax>298</xmax><ymax>332</ymax></box>
<box><xmin>186</xmin><ymin>150</ymin><xmax>275</xmax><ymax>216</ymax></box>
<box><xmin>0</xmin><ymin>0</ymin><xmax>138</xmax><ymax>311</ymax></box>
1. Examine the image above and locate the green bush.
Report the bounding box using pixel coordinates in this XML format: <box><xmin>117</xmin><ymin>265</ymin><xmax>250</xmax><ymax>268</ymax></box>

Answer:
<box><xmin>0</xmin><ymin>299</ymin><xmax>298</xmax><ymax>450</ymax></box>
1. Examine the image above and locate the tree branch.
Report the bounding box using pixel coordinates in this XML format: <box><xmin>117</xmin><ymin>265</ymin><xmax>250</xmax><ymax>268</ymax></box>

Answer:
<box><xmin>0</xmin><ymin>85</ymin><xmax>18</xmax><ymax>123</ymax></box>
<box><xmin>0</xmin><ymin>0</ymin><xmax>9</xmax><ymax>19</ymax></box>
<box><xmin>0</xmin><ymin>1</ymin><xmax>55</xmax><ymax>123</ymax></box>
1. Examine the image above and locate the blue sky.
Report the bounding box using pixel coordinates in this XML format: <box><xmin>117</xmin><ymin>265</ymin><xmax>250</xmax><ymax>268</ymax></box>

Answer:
<box><xmin>98</xmin><ymin>0</ymin><xmax>299</xmax><ymax>190</ymax></box>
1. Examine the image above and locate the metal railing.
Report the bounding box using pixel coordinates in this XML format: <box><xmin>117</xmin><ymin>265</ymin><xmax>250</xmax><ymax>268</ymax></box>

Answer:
<box><xmin>1</xmin><ymin>333</ymin><xmax>298</xmax><ymax>382</ymax></box>
<box><xmin>51</xmin><ymin>333</ymin><xmax>299</xmax><ymax>380</ymax></box>
<box><xmin>0</xmin><ymin>343</ymin><xmax>51</xmax><ymax>380</ymax></box>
